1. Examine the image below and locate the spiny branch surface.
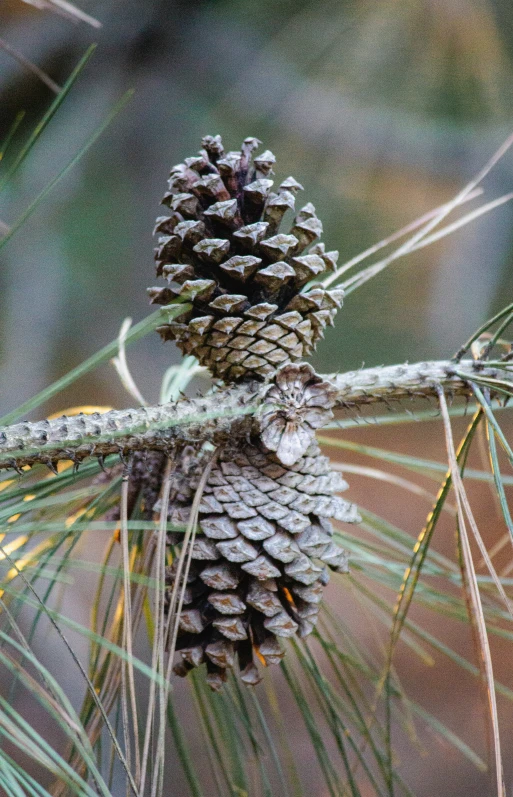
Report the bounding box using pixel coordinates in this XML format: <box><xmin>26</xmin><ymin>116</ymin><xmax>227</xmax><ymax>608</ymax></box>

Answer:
<box><xmin>0</xmin><ymin>359</ymin><xmax>508</xmax><ymax>471</ymax></box>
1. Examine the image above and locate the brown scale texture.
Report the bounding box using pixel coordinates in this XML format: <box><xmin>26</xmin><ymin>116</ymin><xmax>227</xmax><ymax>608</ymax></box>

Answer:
<box><xmin>146</xmin><ymin>136</ymin><xmax>360</xmax><ymax>688</ymax></box>
<box><xmin>149</xmin><ymin>134</ymin><xmax>344</xmax><ymax>383</ymax></box>
<box><xmin>164</xmin><ymin>438</ymin><xmax>359</xmax><ymax>690</ymax></box>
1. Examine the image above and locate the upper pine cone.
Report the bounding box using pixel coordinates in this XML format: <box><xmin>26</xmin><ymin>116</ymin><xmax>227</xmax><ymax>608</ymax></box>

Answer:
<box><xmin>150</xmin><ymin>135</ymin><xmax>344</xmax><ymax>383</ymax></box>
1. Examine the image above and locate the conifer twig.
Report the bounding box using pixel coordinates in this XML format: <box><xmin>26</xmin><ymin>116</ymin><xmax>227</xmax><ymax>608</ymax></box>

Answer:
<box><xmin>0</xmin><ymin>359</ymin><xmax>511</xmax><ymax>471</ymax></box>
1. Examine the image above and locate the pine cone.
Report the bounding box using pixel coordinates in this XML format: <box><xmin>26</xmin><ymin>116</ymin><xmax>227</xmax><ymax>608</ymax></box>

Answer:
<box><xmin>145</xmin><ymin>135</ymin><xmax>359</xmax><ymax>689</ymax></box>
<box><xmin>149</xmin><ymin>134</ymin><xmax>344</xmax><ymax>382</ymax></box>
<box><xmin>166</xmin><ymin>364</ymin><xmax>360</xmax><ymax>690</ymax></box>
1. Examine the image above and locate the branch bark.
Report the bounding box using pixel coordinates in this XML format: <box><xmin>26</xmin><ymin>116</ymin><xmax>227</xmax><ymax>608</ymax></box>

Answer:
<box><xmin>0</xmin><ymin>359</ymin><xmax>509</xmax><ymax>471</ymax></box>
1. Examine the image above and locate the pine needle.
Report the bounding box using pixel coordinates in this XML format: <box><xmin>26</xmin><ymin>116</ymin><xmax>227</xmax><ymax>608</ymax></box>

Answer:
<box><xmin>153</xmin><ymin>449</ymin><xmax>219</xmax><ymax>797</ymax></box>
<box><xmin>342</xmin><ymin>191</ymin><xmax>513</xmax><ymax>295</ymax></box>
<box><xmin>0</xmin><ymin>111</ymin><xmax>25</xmax><ymax>163</ymax></box>
<box><xmin>111</xmin><ymin>318</ymin><xmax>148</xmax><ymax>407</ymax></box>
<box><xmin>0</xmin><ymin>45</ymin><xmax>96</xmax><ymax>194</ymax></box>
<box><xmin>324</xmin><ymin>129</ymin><xmax>513</xmax><ymax>296</ymax></box>
<box><xmin>139</xmin><ymin>458</ymin><xmax>174</xmax><ymax>795</ymax></box>
<box><xmin>120</xmin><ymin>475</ymin><xmax>141</xmax><ymax>790</ymax></box>
<box><xmin>438</xmin><ymin>388</ymin><xmax>505</xmax><ymax>797</ymax></box>
<box><xmin>333</xmin><ymin>461</ymin><xmax>456</xmax><ymax>508</ymax></box>
<box><xmin>322</xmin><ymin>187</ymin><xmax>483</xmax><ymax>288</ymax></box>
<box><xmin>20</xmin><ymin>0</ymin><xmax>101</xmax><ymax>28</ymax></box>
<box><xmin>0</xmin><ymin>36</ymin><xmax>61</xmax><ymax>93</ymax></box>
<box><xmin>0</xmin><ymin>88</ymin><xmax>134</xmax><ymax>253</ymax></box>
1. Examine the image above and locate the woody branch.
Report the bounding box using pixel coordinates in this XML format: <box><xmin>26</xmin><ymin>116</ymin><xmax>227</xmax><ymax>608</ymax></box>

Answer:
<box><xmin>0</xmin><ymin>359</ymin><xmax>510</xmax><ymax>471</ymax></box>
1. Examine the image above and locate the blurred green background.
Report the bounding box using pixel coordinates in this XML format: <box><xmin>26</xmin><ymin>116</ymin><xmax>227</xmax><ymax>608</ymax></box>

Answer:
<box><xmin>1</xmin><ymin>3</ymin><xmax>513</xmax><ymax>795</ymax></box>
<box><xmin>1</xmin><ymin>0</ymin><xmax>513</xmax><ymax>418</ymax></box>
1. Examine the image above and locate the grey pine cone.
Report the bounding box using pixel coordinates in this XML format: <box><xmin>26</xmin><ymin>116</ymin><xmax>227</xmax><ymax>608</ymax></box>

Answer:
<box><xmin>165</xmin><ymin>436</ymin><xmax>358</xmax><ymax>690</ymax></box>
<box><xmin>150</xmin><ymin>134</ymin><xmax>344</xmax><ymax>383</ymax></box>
<box><xmin>163</xmin><ymin>364</ymin><xmax>359</xmax><ymax>689</ymax></box>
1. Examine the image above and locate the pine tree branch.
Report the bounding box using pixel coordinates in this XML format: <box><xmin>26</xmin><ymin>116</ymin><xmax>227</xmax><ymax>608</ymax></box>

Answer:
<box><xmin>0</xmin><ymin>359</ymin><xmax>510</xmax><ymax>471</ymax></box>
<box><xmin>328</xmin><ymin>359</ymin><xmax>511</xmax><ymax>404</ymax></box>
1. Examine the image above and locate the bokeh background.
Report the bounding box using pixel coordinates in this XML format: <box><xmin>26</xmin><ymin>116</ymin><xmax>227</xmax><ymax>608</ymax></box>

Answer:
<box><xmin>2</xmin><ymin>0</ymin><xmax>513</xmax><ymax>417</ymax></box>
<box><xmin>1</xmin><ymin>1</ymin><xmax>513</xmax><ymax>795</ymax></box>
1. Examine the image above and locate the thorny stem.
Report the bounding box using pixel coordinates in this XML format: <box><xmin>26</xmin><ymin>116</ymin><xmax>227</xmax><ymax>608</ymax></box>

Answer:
<box><xmin>0</xmin><ymin>359</ymin><xmax>511</xmax><ymax>472</ymax></box>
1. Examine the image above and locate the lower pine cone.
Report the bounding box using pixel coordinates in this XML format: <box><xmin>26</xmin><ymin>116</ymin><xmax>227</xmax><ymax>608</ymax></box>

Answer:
<box><xmin>162</xmin><ymin>438</ymin><xmax>360</xmax><ymax>691</ymax></box>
